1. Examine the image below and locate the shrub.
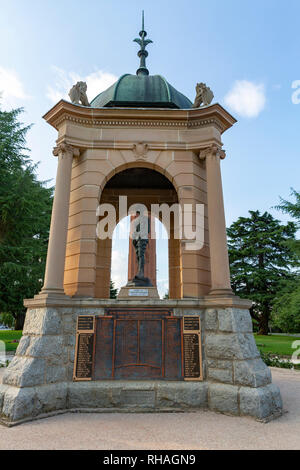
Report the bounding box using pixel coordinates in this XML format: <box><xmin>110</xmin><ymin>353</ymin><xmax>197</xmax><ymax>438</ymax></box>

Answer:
<box><xmin>0</xmin><ymin>313</ymin><xmax>15</xmax><ymax>328</ymax></box>
<box><xmin>260</xmin><ymin>351</ymin><xmax>300</xmax><ymax>369</ymax></box>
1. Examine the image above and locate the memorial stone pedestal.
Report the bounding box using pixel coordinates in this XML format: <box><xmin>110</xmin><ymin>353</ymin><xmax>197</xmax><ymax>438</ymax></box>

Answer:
<box><xmin>0</xmin><ymin>296</ymin><xmax>282</xmax><ymax>426</ymax></box>
<box><xmin>117</xmin><ymin>286</ymin><xmax>160</xmax><ymax>299</ymax></box>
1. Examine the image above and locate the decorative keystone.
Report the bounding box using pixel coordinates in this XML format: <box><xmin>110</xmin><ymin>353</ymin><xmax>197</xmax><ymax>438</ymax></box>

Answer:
<box><xmin>133</xmin><ymin>142</ymin><xmax>149</xmax><ymax>160</ymax></box>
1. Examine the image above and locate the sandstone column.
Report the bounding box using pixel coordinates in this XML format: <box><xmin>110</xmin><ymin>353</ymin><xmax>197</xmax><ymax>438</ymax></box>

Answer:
<box><xmin>41</xmin><ymin>142</ymin><xmax>80</xmax><ymax>295</ymax></box>
<box><xmin>200</xmin><ymin>144</ymin><xmax>232</xmax><ymax>295</ymax></box>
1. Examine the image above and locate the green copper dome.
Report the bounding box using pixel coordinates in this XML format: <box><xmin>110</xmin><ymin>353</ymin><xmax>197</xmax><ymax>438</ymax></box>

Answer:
<box><xmin>90</xmin><ymin>74</ymin><xmax>193</xmax><ymax>109</ymax></box>
<box><xmin>91</xmin><ymin>14</ymin><xmax>193</xmax><ymax>110</ymax></box>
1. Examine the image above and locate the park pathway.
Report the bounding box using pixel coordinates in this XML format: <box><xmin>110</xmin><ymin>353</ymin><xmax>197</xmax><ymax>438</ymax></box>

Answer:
<box><xmin>0</xmin><ymin>367</ymin><xmax>299</xmax><ymax>450</ymax></box>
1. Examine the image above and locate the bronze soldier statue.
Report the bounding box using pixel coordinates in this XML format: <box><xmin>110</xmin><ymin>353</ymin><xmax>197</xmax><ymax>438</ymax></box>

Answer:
<box><xmin>128</xmin><ymin>212</ymin><xmax>152</xmax><ymax>287</ymax></box>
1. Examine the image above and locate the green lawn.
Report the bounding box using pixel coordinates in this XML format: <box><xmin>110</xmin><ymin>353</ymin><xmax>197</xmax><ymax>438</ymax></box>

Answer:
<box><xmin>255</xmin><ymin>334</ymin><xmax>300</xmax><ymax>357</ymax></box>
<box><xmin>0</xmin><ymin>330</ymin><xmax>22</xmax><ymax>352</ymax></box>
<box><xmin>0</xmin><ymin>330</ymin><xmax>299</xmax><ymax>358</ymax></box>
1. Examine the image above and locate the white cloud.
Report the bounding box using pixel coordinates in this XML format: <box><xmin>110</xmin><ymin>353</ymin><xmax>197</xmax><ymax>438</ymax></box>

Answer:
<box><xmin>113</xmin><ymin>216</ymin><xmax>131</xmax><ymax>241</ymax></box>
<box><xmin>46</xmin><ymin>66</ymin><xmax>117</xmax><ymax>104</ymax></box>
<box><xmin>224</xmin><ymin>80</ymin><xmax>266</xmax><ymax>118</ymax></box>
<box><xmin>86</xmin><ymin>70</ymin><xmax>118</xmax><ymax>101</ymax></box>
<box><xmin>0</xmin><ymin>66</ymin><xmax>30</xmax><ymax>109</ymax></box>
<box><xmin>111</xmin><ymin>248</ymin><xmax>128</xmax><ymax>291</ymax></box>
<box><xmin>157</xmin><ymin>279</ymin><xmax>169</xmax><ymax>298</ymax></box>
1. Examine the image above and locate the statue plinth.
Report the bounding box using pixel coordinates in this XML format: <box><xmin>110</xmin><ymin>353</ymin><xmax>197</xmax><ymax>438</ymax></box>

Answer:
<box><xmin>127</xmin><ymin>275</ymin><xmax>153</xmax><ymax>287</ymax></box>
<box><xmin>117</xmin><ymin>285</ymin><xmax>159</xmax><ymax>299</ymax></box>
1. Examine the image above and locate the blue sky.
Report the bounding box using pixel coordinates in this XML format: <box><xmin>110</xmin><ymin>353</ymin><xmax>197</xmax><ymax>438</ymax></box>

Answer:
<box><xmin>1</xmin><ymin>0</ymin><xmax>299</xmax><ymax>296</ymax></box>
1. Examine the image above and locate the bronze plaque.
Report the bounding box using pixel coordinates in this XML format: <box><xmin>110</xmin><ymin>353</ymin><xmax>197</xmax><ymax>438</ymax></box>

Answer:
<box><xmin>183</xmin><ymin>316</ymin><xmax>200</xmax><ymax>331</ymax></box>
<box><xmin>164</xmin><ymin>318</ymin><xmax>182</xmax><ymax>379</ymax></box>
<box><xmin>92</xmin><ymin>309</ymin><xmax>182</xmax><ymax>380</ymax></box>
<box><xmin>77</xmin><ymin>315</ymin><xmax>94</xmax><ymax>331</ymax></box>
<box><xmin>74</xmin><ymin>315</ymin><xmax>96</xmax><ymax>380</ymax></box>
<box><xmin>74</xmin><ymin>333</ymin><xmax>94</xmax><ymax>380</ymax></box>
<box><xmin>183</xmin><ymin>333</ymin><xmax>201</xmax><ymax>379</ymax></box>
<box><xmin>114</xmin><ymin>318</ymin><xmax>163</xmax><ymax>379</ymax></box>
<box><xmin>183</xmin><ymin>316</ymin><xmax>203</xmax><ymax>381</ymax></box>
<box><xmin>74</xmin><ymin>310</ymin><xmax>202</xmax><ymax>382</ymax></box>
<box><xmin>93</xmin><ymin>317</ymin><xmax>114</xmax><ymax>380</ymax></box>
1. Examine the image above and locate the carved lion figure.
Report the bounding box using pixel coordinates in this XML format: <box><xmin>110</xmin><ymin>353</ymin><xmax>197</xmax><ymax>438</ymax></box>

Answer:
<box><xmin>68</xmin><ymin>81</ymin><xmax>90</xmax><ymax>106</ymax></box>
<box><xmin>192</xmin><ymin>82</ymin><xmax>214</xmax><ymax>108</ymax></box>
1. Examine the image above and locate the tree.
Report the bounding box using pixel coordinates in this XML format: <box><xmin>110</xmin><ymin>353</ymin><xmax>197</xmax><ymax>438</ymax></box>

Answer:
<box><xmin>271</xmin><ymin>278</ymin><xmax>300</xmax><ymax>333</ymax></box>
<box><xmin>0</xmin><ymin>107</ymin><xmax>53</xmax><ymax>329</ymax></box>
<box><xmin>227</xmin><ymin>210</ymin><xmax>297</xmax><ymax>335</ymax></box>
<box><xmin>271</xmin><ymin>189</ymin><xmax>300</xmax><ymax>332</ymax></box>
<box><xmin>276</xmin><ymin>188</ymin><xmax>300</xmax><ymax>220</ymax></box>
<box><xmin>110</xmin><ymin>280</ymin><xmax>118</xmax><ymax>299</ymax></box>
<box><xmin>275</xmin><ymin>188</ymin><xmax>300</xmax><ymax>257</ymax></box>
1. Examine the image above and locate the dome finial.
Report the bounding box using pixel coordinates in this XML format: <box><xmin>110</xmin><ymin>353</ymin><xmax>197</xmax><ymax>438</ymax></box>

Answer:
<box><xmin>133</xmin><ymin>11</ymin><xmax>153</xmax><ymax>76</ymax></box>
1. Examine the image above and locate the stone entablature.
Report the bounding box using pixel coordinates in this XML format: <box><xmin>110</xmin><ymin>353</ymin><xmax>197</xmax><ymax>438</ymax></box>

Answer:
<box><xmin>43</xmin><ymin>100</ymin><xmax>236</xmax><ymax>134</ymax></box>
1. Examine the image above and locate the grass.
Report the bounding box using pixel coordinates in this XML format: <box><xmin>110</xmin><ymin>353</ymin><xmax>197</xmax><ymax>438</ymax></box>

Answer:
<box><xmin>0</xmin><ymin>330</ymin><xmax>23</xmax><ymax>352</ymax></box>
<box><xmin>0</xmin><ymin>330</ymin><xmax>299</xmax><ymax>359</ymax></box>
<box><xmin>254</xmin><ymin>334</ymin><xmax>300</xmax><ymax>357</ymax></box>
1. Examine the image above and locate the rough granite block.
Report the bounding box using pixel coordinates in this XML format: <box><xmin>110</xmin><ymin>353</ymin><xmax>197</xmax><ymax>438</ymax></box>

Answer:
<box><xmin>208</xmin><ymin>367</ymin><xmax>233</xmax><ymax>384</ymax></box>
<box><xmin>205</xmin><ymin>332</ymin><xmax>260</xmax><ymax>360</ymax></box>
<box><xmin>23</xmin><ymin>308</ymin><xmax>62</xmax><ymax>336</ymax></box>
<box><xmin>239</xmin><ymin>383</ymin><xmax>282</xmax><ymax>419</ymax></box>
<box><xmin>233</xmin><ymin>358</ymin><xmax>272</xmax><ymax>387</ymax></box>
<box><xmin>209</xmin><ymin>383</ymin><xmax>239</xmax><ymax>415</ymax></box>
<box><xmin>26</xmin><ymin>335</ymin><xmax>63</xmax><ymax>358</ymax></box>
<box><xmin>218</xmin><ymin>308</ymin><xmax>253</xmax><ymax>333</ymax></box>
<box><xmin>3</xmin><ymin>357</ymin><xmax>45</xmax><ymax>387</ymax></box>
<box><xmin>205</xmin><ymin>309</ymin><xmax>218</xmax><ymax>331</ymax></box>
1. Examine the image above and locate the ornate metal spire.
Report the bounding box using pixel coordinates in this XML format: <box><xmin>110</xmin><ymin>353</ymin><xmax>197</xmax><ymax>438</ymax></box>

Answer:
<box><xmin>133</xmin><ymin>11</ymin><xmax>153</xmax><ymax>76</ymax></box>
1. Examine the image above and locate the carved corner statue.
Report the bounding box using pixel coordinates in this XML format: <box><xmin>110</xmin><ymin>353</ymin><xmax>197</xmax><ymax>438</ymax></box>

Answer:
<box><xmin>127</xmin><ymin>213</ymin><xmax>153</xmax><ymax>287</ymax></box>
<box><xmin>68</xmin><ymin>81</ymin><xmax>90</xmax><ymax>106</ymax></box>
<box><xmin>192</xmin><ymin>82</ymin><xmax>214</xmax><ymax>108</ymax></box>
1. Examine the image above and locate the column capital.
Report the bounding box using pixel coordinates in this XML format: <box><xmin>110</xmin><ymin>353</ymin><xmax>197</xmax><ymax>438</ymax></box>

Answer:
<box><xmin>199</xmin><ymin>144</ymin><xmax>226</xmax><ymax>161</ymax></box>
<box><xmin>53</xmin><ymin>142</ymin><xmax>80</xmax><ymax>158</ymax></box>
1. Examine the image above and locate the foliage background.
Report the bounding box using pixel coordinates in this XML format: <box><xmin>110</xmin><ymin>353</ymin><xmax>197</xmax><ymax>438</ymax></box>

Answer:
<box><xmin>0</xmin><ymin>107</ymin><xmax>53</xmax><ymax>329</ymax></box>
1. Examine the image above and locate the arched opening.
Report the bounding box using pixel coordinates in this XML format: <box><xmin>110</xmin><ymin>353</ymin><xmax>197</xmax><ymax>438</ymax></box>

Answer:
<box><xmin>95</xmin><ymin>167</ymin><xmax>181</xmax><ymax>299</ymax></box>
<box><xmin>110</xmin><ymin>215</ymin><xmax>169</xmax><ymax>298</ymax></box>
<box><xmin>105</xmin><ymin>167</ymin><xmax>174</xmax><ymax>190</ymax></box>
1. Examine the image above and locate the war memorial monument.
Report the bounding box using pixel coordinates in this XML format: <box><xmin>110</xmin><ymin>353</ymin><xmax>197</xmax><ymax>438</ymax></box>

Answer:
<box><xmin>0</xmin><ymin>17</ymin><xmax>283</xmax><ymax>425</ymax></box>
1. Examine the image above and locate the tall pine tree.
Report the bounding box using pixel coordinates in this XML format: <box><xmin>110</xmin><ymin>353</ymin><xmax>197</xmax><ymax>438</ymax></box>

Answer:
<box><xmin>0</xmin><ymin>107</ymin><xmax>53</xmax><ymax>329</ymax></box>
<box><xmin>110</xmin><ymin>280</ymin><xmax>118</xmax><ymax>299</ymax></box>
<box><xmin>271</xmin><ymin>189</ymin><xmax>300</xmax><ymax>332</ymax></box>
<box><xmin>227</xmin><ymin>210</ymin><xmax>297</xmax><ymax>335</ymax></box>
<box><xmin>275</xmin><ymin>188</ymin><xmax>300</xmax><ymax>257</ymax></box>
